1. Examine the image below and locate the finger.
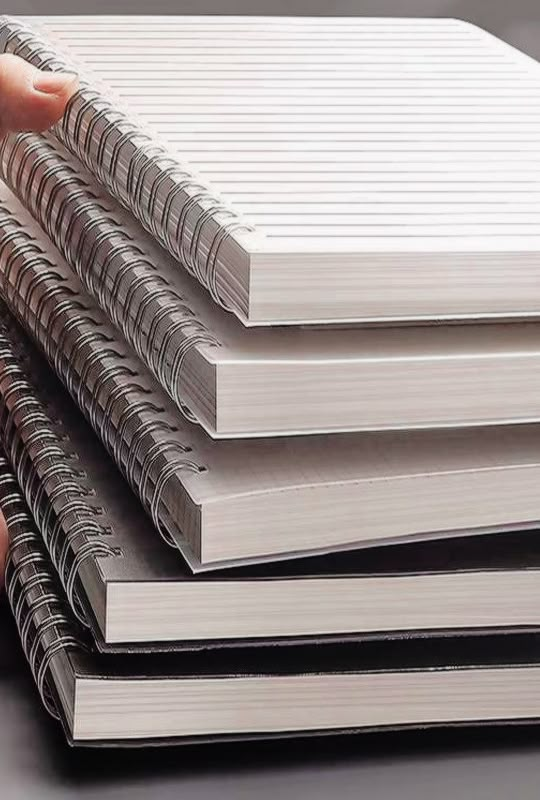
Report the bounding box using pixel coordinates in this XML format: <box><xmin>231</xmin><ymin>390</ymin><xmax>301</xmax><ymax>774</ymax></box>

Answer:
<box><xmin>0</xmin><ymin>53</ymin><xmax>78</xmax><ymax>137</ymax></box>
<box><xmin>0</xmin><ymin>511</ymin><xmax>6</xmax><ymax>591</ymax></box>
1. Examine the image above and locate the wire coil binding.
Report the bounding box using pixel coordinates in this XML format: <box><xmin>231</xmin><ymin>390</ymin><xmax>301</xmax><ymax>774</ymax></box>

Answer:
<box><xmin>0</xmin><ymin>313</ymin><xmax>118</xmax><ymax>624</ymax></box>
<box><xmin>0</xmin><ymin>15</ymin><xmax>256</xmax><ymax>311</ymax></box>
<box><xmin>1</xmin><ymin>456</ymin><xmax>87</xmax><ymax>719</ymax></box>
<box><xmin>0</xmin><ymin>131</ymin><xmax>221</xmax><ymax>423</ymax></box>
<box><xmin>0</xmin><ymin>197</ymin><xmax>206</xmax><ymax>550</ymax></box>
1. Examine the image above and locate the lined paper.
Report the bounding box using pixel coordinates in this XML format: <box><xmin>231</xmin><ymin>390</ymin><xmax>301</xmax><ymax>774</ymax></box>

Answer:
<box><xmin>6</xmin><ymin>15</ymin><xmax>540</xmax><ymax>324</ymax></box>
<box><xmin>37</xmin><ymin>16</ymin><xmax>540</xmax><ymax>243</ymax></box>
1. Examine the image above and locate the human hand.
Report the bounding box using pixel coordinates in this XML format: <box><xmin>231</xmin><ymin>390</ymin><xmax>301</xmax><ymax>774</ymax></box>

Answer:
<box><xmin>0</xmin><ymin>54</ymin><xmax>78</xmax><ymax>589</ymax></box>
<box><xmin>0</xmin><ymin>53</ymin><xmax>78</xmax><ymax>136</ymax></box>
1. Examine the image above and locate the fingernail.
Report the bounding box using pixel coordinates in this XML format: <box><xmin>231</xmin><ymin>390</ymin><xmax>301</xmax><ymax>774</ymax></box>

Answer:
<box><xmin>33</xmin><ymin>70</ymin><xmax>78</xmax><ymax>95</ymax></box>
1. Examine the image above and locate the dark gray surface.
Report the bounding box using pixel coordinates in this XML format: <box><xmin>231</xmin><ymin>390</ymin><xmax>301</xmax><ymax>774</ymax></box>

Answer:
<box><xmin>4</xmin><ymin>1</ymin><xmax>540</xmax><ymax>796</ymax></box>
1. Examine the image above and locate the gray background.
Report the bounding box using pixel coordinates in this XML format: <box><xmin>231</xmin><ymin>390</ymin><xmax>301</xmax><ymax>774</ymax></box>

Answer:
<box><xmin>4</xmin><ymin>0</ymin><xmax>540</xmax><ymax>59</ymax></box>
<box><xmin>3</xmin><ymin>1</ymin><xmax>540</xmax><ymax>798</ymax></box>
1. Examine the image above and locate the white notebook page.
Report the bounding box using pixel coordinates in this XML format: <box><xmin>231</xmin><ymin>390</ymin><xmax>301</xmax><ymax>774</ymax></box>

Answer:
<box><xmin>36</xmin><ymin>16</ymin><xmax>540</xmax><ymax>244</ymax></box>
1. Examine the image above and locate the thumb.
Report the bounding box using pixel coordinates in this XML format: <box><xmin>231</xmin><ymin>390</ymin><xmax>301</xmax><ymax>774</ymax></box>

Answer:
<box><xmin>0</xmin><ymin>53</ymin><xmax>78</xmax><ymax>137</ymax></box>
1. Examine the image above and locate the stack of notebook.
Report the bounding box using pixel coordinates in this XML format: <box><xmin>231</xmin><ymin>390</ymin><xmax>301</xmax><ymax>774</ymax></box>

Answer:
<box><xmin>2</xmin><ymin>14</ymin><xmax>540</xmax><ymax>746</ymax></box>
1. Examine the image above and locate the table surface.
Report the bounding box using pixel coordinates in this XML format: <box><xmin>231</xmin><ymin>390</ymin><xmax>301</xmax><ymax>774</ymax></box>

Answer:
<box><xmin>3</xmin><ymin>605</ymin><xmax>540</xmax><ymax>800</ymax></box>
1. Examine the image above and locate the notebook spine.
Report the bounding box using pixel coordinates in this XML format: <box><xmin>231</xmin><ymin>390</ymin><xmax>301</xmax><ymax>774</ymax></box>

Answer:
<box><xmin>0</xmin><ymin>15</ymin><xmax>256</xmax><ymax>310</ymax></box>
<box><xmin>0</xmin><ymin>314</ymin><xmax>119</xmax><ymax>625</ymax></box>
<box><xmin>0</xmin><ymin>196</ymin><xmax>205</xmax><ymax>550</ymax></box>
<box><xmin>0</xmin><ymin>454</ymin><xmax>86</xmax><ymax>719</ymax></box>
<box><xmin>0</xmin><ymin>130</ymin><xmax>220</xmax><ymax>422</ymax></box>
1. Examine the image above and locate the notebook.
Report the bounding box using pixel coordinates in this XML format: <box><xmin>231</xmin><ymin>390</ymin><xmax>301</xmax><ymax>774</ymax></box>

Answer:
<box><xmin>4</xmin><ymin>133</ymin><xmax>540</xmax><ymax>438</ymax></box>
<box><xmin>2</xmin><ymin>15</ymin><xmax>540</xmax><ymax>326</ymax></box>
<box><xmin>7</xmin><ymin>488</ymin><xmax>540</xmax><ymax>746</ymax></box>
<box><xmin>3</xmin><ymin>196</ymin><xmax>540</xmax><ymax>573</ymax></box>
<box><xmin>4</xmin><ymin>303</ymin><xmax>540</xmax><ymax>649</ymax></box>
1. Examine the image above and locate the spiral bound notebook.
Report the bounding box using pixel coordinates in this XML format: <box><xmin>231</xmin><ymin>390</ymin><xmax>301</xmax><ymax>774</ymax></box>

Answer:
<box><xmin>5</xmin><ymin>292</ymin><xmax>540</xmax><ymax>651</ymax></box>
<box><xmin>4</xmin><ymin>251</ymin><xmax>540</xmax><ymax>654</ymax></box>
<box><xmin>6</xmin><ymin>486</ymin><xmax>540</xmax><ymax>746</ymax></box>
<box><xmin>2</xmin><ymin>15</ymin><xmax>540</xmax><ymax>327</ymax></box>
<box><xmin>3</xmin><ymin>186</ymin><xmax>540</xmax><ymax>573</ymax></box>
<box><xmin>3</xmin><ymin>131</ymin><xmax>540</xmax><ymax>437</ymax></box>
<box><xmin>7</xmin><ymin>316</ymin><xmax>540</xmax><ymax>653</ymax></box>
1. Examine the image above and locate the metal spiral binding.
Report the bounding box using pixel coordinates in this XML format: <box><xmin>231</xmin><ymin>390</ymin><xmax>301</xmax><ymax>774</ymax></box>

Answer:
<box><xmin>0</xmin><ymin>457</ymin><xmax>87</xmax><ymax>719</ymax></box>
<box><xmin>0</xmin><ymin>316</ymin><xmax>118</xmax><ymax>624</ymax></box>
<box><xmin>0</xmin><ymin>200</ymin><xmax>206</xmax><ymax>550</ymax></box>
<box><xmin>0</xmin><ymin>132</ymin><xmax>220</xmax><ymax>422</ymax></box>
<box><xmin>0</xmin><ymin>15</ymin><xmax>256</xmax><ymax>311</ymax></box>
